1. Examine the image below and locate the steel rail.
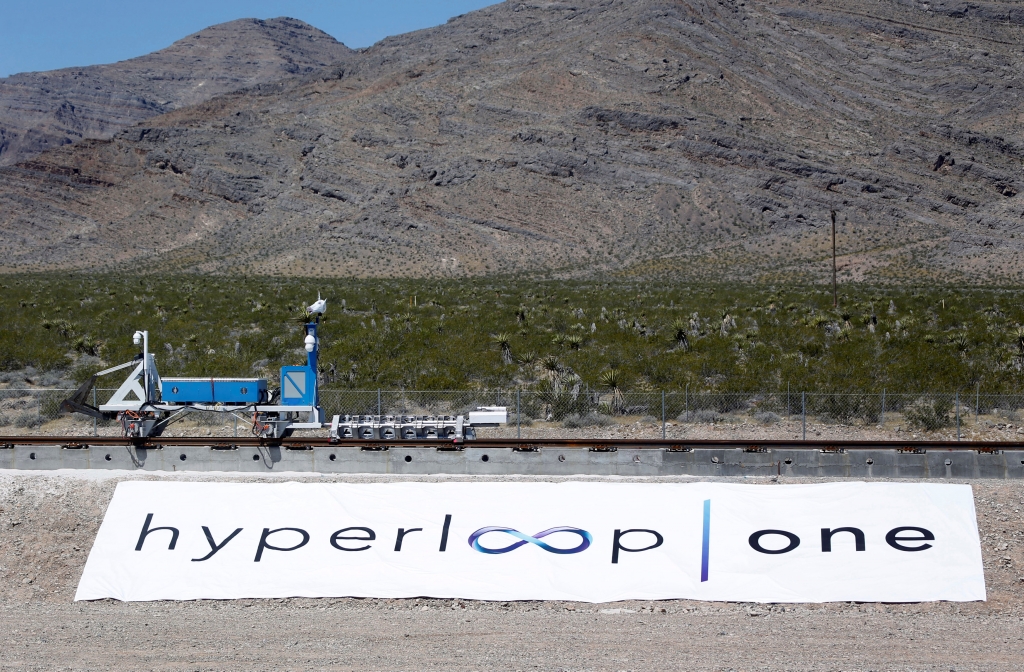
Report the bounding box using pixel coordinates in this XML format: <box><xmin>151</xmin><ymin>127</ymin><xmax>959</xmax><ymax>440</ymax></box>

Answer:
<box><xmin>1</xmin><ymin>436</ymin><xmax>1022</xmax><ymax>451</ymax></box>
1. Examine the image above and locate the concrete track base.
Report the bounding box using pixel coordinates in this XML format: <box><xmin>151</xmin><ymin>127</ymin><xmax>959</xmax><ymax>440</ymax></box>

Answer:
<box><xmin>2</xmin><ymin>445</ymin><xmax>1024</xmax><ymax>478</ymax></box>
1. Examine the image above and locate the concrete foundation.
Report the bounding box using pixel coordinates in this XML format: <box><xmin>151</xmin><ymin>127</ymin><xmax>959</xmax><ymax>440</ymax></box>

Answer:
<box><xmin>2</xmin><ymin>445</ymin><xmax>1024</xmax><ymax>478</ymax></box>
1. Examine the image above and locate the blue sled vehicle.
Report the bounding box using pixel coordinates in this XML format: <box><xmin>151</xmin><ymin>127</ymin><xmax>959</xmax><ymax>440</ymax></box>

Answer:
<box><xmin>61</xmin><ymin>298</ymin><xmax>505</xmax><ymax>441</ymax></box>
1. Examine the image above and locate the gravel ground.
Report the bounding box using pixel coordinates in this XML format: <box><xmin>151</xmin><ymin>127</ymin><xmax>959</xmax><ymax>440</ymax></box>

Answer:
<box><xmin>1</xmin><ymin>472</ymin><xmax>1023</xmax><ymax>671</ymax></box>
<box><xmin>482</xmin><ymin>418</ymin><xmax>1024</xmax><ymax>443</ymax></box>
<box><xmin>9</xmin><ymin>414</ymin><xmax>1024</xmax><ymax>443</ymax></box>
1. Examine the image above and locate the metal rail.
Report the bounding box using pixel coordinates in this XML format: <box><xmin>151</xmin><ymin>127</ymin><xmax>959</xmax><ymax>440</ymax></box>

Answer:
<box><xmin>1</xmin><ymin>436</ymin><xmax>1021</xmax><ymax>451</ymax></box>
<box><xmin>4</xmin><ymin>435</ymin><xmax>1024</xmax><ymax>478</ymax></box>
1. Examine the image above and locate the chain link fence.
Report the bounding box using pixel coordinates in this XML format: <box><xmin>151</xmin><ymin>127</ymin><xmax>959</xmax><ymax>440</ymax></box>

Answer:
<box><xmin>3</xmin><ymin>386</ymin><xmax>1024</xmax><ymax>438</ymax></box>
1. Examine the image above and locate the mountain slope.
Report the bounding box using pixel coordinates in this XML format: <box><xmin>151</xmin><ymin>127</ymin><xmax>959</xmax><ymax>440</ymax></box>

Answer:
<box><xmin>0</xmin><ymin>17</ymin><xmax>353</xmax><ymax>166</ymax></box>
<box><xmin>1</xmin><ymin>0</ymin><xmax>1022</xmax><ymax>283</ymax></box>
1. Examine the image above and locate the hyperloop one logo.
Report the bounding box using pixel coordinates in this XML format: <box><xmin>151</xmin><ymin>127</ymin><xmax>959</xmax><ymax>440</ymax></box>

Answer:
<box><xmin>467</xmin><ymin>499</ymin><xmax>711</xmax><ymax>581</ymax></box>
<box><xmin>468</xmin><ymin>526</ymin><xmax>593</xmax><ymax>554</ymax></box>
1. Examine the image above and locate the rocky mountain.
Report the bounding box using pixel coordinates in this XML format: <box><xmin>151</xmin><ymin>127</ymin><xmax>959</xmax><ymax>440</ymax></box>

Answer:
<box><xmin>1</xmin><ymin>0</ymin><xmax>1022</xmax><ymax>284</ymax></box>
<box><xmin>0</xmin><ymin>17</ymin><xmax>353</xmax><ymax>166</ymax></box>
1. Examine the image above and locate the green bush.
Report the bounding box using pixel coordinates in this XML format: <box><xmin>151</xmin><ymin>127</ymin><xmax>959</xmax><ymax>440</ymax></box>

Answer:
<box><xmin>903</xmin><ymin>397</ymin><xmax>953</xmax><ymax>430</ymax></box>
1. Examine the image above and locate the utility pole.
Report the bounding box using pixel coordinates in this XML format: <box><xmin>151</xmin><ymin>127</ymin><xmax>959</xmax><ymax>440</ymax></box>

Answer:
<box><xmin>831</xmin><ymin>210</ymin><xmax>838</xmax><ymax>308</ymax></box>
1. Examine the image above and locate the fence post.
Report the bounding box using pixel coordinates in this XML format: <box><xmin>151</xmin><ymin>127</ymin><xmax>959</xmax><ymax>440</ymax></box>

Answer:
<box><xmin>92</xmin><ymin>388</ymin><xmax>97</xmax><ymax>437</ymax></box>
<box><xmin>956</xmin><ymin>391</ymin><xmax>961</xmax><ymax>441</ymax></box>
<box><xmin>233</xmin><ymin>414</ymin><xmax>237</xmax><ymax>438</ymax></box>
<box><xmin>976</xmin><ymin>383</ymin><xmax>980</xmax><ymax>420</ymax></box>
<box><xmin>880</xmin><ymin>388</ymin><xmax>885</xmax><ymax>425</ymax></box>
<box><xmin>662</xmin><ymin>390</ymin><xmax>666</xmax><ymax>439</ymax></box>
<box><xmin>517</xmin><ymin>388</ymin><xmax>521</xmax><ymax>440</ymax></box>
<box><xmin>377</xmin><ymin>389</ymin><xmax>381</xmax><ymax>416</ymax></box>
<box><xmin>802</xmin><ymin>392</ymin><xmax>806</xmax><ymax>441</ymax></box>
<box><xmin>787</xmin><ymin>382</ymin><xmax>790</xmax><ymax>420</ymax></box>
<box><xmin>685</xmin><ymin>384</ymin><xmax>689</xmax><ymax>423</ymax></box>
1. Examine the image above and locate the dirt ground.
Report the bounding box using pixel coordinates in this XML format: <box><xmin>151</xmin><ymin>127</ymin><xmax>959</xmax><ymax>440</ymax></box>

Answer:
<box><xmin>1</xmin><ymin>472</ymin><xmax>1023</xmax><ymax>671</ymax></box>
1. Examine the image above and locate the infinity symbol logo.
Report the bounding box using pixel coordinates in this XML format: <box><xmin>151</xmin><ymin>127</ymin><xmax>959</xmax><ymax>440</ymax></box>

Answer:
<box><xmin>468</xmin><ymin>526</ymin><xmax>593</xmax><ymax>554</ymax></box>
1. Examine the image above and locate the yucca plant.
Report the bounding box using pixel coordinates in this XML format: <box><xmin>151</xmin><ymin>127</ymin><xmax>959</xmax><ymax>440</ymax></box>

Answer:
<box><xmin>53</xmin><ymin>319</ymin><xmax>79</xmax><ymax>340</ymax></box>
<box><xmin>950</xmin><ymin>332</ymin><xmax>969</xmax><ymax>358</ymax></box>
<box><xmin>541</xmin><ymin>355</ymin><xmax>562</xmax><ymax>376</ymax></box>
<box><xmin>720</xmin><ymin>312</ymin><xmax>735</xmax><ymax>336</ymax></box>
<box><xmin>670</xmin><ymin>317</ymin><xmax>689</xmax><ymax>351</ymax></box>
<box><xmin>599</xmin><ymin>368</ymin><xmax>626</xmax><ymax>413</ymax></box>
<box><xmin>565</xmin><ymin>334</ymin><xmax>583</xmax><ymax>350</ymax></box>
<box><xmin>491</xmin><ymin>332</ymin><xmax>514</xmax><ymax>364</ymax></box>
<box><xmin>808</xmin><ymin>314</ymin><xmax>830</xmax><ymax>329</ymax></box>
<box><xmin>517</xmin><ymin>350</ymin><xmax>538</xmax><ymax>365</ymax></box>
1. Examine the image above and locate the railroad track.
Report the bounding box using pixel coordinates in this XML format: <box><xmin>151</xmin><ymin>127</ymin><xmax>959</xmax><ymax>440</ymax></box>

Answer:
<box><xmin>1</xmin><ymin>436</ymin><xmax>1023</xmax><ymax>451</ymax></box>
<box><xmin>3</xmin><ymin>436</ymin><xmax>1024</xmax><ymax>478</ymax></box>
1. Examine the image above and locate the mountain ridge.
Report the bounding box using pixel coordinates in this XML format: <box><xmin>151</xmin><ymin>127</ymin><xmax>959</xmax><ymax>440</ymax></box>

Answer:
<box><xmin>0</xmin><ymin>17</ymin><xmax>354</xmax><ymax>166</ymax></box>
<box><xmin>1</xmin><ymin>0</ymin><xmax>1022</xmax><ymax>284</ymax></box>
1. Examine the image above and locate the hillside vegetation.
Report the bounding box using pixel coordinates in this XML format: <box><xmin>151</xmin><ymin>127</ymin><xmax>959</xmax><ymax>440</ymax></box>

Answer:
<box><xmin>2</xmin><ymin>275</ymin><xmax>1023</xmax><ymax>394</ymax></box>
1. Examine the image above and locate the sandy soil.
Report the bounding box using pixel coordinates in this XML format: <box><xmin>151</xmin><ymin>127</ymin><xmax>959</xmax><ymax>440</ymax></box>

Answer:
<box><xmin>0</xmin><ymin>471</ymin><xmax>1023</xmax><ymax>670</ymax></box>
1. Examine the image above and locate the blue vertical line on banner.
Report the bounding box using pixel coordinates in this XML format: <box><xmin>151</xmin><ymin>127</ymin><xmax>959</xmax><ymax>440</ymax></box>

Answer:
<box><xmin>701</xmin><ymin>499</ymin><xmax>711</xmax><ymax>582</ymax></box>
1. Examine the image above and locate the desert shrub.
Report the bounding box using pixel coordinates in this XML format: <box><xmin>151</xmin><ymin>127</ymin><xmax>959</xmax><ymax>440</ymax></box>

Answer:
<box><xmin>563</xmin><ymin>412</ymin><xmax>614</xmax><ymax>428</ymax></box>
<box><xmin>995</xmin><ymin>408</ymin><xmax>1021</xmax><ymax>422</ymax></box>
<box><xmin>903</xmin><ymin>397</ymin><xmax>952</xmax><ymax>431</ymax></box>
<box><xmin>683</xmin><ymin>409</ymin><xmax>722</xmax><ymax>424</ymax></box>
<box><xmin>0</xmin><ymin>414</ymin><xmax>11</xmax><ymax>427</ymax></box>
<box><xmin>39</xmin><ymin>390</ymin><xmax>66</xmax><ymax>418</ymax></box>
<box><xmin>811</xmin><ymin>393</ymin><xmax>879</xmax><ymax>424</ymax></box>
<box><xmin>753</xmin><ymin>411</ymin><xmax>781</xmax><ymax>425</ymax></box>
<box><xmin>39</xmin><ymin>372</ymin><xmax>67</xmax><ymax>387</ymax></box>
<box><xmin>14</xmin><ymin>412</ymin><xmax>43</xmax><ymax>428</ymax></box>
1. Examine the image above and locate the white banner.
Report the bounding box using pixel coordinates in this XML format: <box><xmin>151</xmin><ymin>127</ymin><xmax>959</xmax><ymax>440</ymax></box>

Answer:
<box><xmin>76</xmin><ymin>481</ymin><xmax>984</xmax><ymax>603</ymax></box>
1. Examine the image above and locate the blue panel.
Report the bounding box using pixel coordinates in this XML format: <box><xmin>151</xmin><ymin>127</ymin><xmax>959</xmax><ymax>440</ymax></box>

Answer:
<box><xmin>280</xmin><ymin>366</ymin><xmax>314</xmax><ymax>405</ymax></box>
<box><xmin>162</xmin><ymin>378</ymin><xmax>267</xmax><ymax>404</ymax></box>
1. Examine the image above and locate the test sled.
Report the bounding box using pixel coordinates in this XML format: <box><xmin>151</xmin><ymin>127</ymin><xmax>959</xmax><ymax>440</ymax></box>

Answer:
<box><xmin>61</xmin><ymin>298</ymin><xmax>506</xmax><ymax>442</ymax></box>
